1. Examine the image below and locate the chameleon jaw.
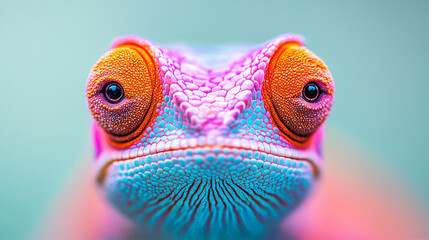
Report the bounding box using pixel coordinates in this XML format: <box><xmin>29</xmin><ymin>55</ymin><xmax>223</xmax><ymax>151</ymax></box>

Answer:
<box><xmin>97</xmin><ymin>144</ymin><xmax>317</xmax><ymax>238</ymax></box>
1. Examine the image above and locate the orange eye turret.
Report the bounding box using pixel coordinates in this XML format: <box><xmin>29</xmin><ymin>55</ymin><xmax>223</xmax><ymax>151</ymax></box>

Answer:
<box><xmin>86</xmin><ymin>44</ymin><xmax>161</xmax><ymax>144</ymax></box>
<box><xmin>263</xmin><ymin>42</ymin><xmax>334</xmax><ymax>144</ymax></box>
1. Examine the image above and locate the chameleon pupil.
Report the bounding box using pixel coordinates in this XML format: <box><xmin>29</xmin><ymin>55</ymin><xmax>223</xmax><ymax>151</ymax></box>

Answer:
<box><xmin>303</xmin><ymin>82</ymin><xmax>319</xmax><ymax>102</ymax></box>
<box><xmin>105</xmin><ymin>82</ymin><xmax>124</xmax><ymax>103</ymax></box>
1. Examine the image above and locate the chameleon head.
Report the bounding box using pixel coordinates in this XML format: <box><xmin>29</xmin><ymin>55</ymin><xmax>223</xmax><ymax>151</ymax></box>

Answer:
<box><xmin>86</xmin><ymin>35</ymin><xmax>334</xmax><ymax>239</ymax></box>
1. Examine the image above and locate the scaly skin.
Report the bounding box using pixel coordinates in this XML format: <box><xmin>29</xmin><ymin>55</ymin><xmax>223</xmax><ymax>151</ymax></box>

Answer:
<box><xmin>86</xmin><ymin>34</ymin><xmax>334</xmax><ymax>239</ymax></box>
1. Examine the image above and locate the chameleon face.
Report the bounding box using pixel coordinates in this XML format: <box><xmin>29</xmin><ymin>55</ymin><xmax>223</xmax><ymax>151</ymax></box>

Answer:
<box><xmin>86</xmin><ymin>34</ymin><xmax>334</xmax><ymax>239</ymax></box>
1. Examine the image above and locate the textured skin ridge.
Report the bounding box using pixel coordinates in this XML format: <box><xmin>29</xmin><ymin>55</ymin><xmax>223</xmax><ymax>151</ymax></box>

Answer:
<box><xmin>95</xmin><ymin>138</ymin><xmax>321</xmax><ymax>183</ymax></box>
<box><xmin>87</xmin><ymin>34</ymin><xmax>334</xmax><ymax>239</ymax></box>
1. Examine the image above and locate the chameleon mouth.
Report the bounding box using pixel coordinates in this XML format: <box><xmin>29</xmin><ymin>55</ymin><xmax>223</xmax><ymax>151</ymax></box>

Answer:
<box><xmin>96</xmin><ymin>137</ymin><xmax>320</xmax><ymax>184</ymax></box>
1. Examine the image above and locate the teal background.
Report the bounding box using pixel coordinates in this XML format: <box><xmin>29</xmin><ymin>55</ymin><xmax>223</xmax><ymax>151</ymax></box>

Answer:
<box><xmin>1</xmin><ymin>0</ymin><xmax>428</xmax><ymax>238</ymax></box>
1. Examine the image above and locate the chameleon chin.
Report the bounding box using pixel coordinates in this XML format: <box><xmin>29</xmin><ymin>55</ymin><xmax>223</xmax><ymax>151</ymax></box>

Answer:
<box><xmin>86</xmin><ymin>34</ymin><xmax>334</xmax><ymax>239</ymax></box>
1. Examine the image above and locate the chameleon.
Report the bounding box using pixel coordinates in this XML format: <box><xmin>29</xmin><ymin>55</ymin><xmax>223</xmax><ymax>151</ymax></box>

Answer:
<box><xmin>86</xmin><ymin>34</ymin><xmax>334</xmax><ymax>239</ymax></box>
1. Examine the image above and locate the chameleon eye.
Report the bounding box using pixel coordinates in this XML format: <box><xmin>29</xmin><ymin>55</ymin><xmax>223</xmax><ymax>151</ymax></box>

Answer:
<box><xmin>263</xmin><ymin>42</ymin><xmax>334</xmax><ymax>144</ymax></box>
<box><xmin>86</xmin><ymin>43</ymin><xmax>161</xmax><ymax>144</ymax></box>
<box><xmin>302</xmin><ymin>82</ymin><xmax>320</xmax><ymax>102</ymax></box>
<box><xmin>104</xmin><ymin>82</ymin><xmax>124</xmax><ymax>104</ymax></box>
